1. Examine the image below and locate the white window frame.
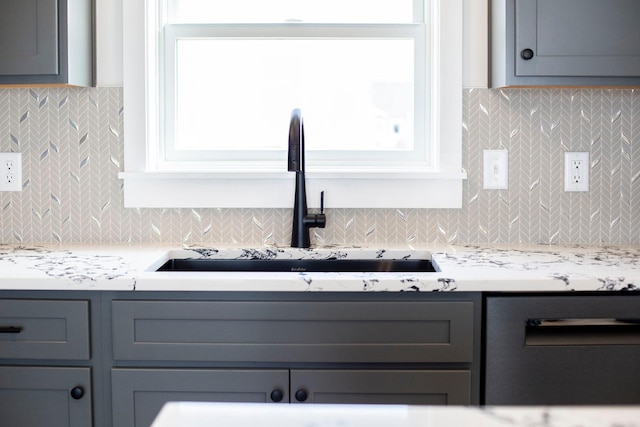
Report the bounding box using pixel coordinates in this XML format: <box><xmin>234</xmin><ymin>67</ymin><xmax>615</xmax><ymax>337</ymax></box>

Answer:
<box><xmin>119</xmin><ymin>0</ymin><xmax>466</xmax><ymax>209</ymax></box>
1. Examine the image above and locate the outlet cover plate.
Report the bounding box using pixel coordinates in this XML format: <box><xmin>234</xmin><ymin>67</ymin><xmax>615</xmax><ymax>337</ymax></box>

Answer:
<box><xmin>564</xmin><ymin>151</ymin><xmax>589</xmax><ymax>192</ymax></box>
<box><xmin>0</xmin><ymin>152</ymin><xmax>22</xmax><ymax>192</ymax></box>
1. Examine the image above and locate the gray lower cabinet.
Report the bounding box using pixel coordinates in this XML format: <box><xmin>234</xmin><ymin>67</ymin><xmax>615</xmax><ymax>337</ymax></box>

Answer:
<box><xmin>110</xmin><ymin>296</ymin><xmax>478</xmax><ymax>426</ymax></box>
<box><xmin>0</xmin><ymin>297</ymin><xmax>94</xmax><ymax>426</ymax></box>
<box><xmin>0</xmin><ymin>366</ymin><xmax>92</xmax><ymax>427</ymax></box>
<box><xmin>0</xmin><ymin>292</ymin><xmax>479</xmax><ymax>427</ymax></box>
<box><xmin>112</xmin><ymin>368</ymin><xmax>471</xmax><ymax>427</ymax></box>
<box><xmin>112</xmin><ymin>369</ymin><xmax>290</xmax><ymax>427</ymax></box>
<box><xmin>491</xmin><ymin>0</ymin><xmax>640</xmax><ymax>86</ymax></box>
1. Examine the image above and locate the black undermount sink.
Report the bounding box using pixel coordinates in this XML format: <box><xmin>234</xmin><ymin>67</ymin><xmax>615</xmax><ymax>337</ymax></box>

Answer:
<box><xmin>156</xmin><ymin>258</ymin><xmax>437</xmax><ymax>273</ymax></box>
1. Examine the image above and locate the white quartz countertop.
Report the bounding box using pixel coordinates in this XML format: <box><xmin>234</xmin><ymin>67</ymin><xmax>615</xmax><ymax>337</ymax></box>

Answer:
<box><xmin>150</xmin><ymin>402</ymin><xmax>640</xmax><ymax>427</ymax></box>
<box><xmin>1</xmin><ymin>243</ymin><xmax>640</xmax><ymax>292</ymax></box>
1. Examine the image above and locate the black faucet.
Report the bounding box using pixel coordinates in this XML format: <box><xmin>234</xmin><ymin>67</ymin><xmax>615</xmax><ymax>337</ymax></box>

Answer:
<box><xmin>288</xmin><ymin>109</ymin><xmax>326</xmax><ymax>248</ymax></box>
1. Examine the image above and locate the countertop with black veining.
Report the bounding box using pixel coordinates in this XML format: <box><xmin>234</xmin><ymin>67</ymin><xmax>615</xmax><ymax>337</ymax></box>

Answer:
<box><xmin>150</xmin><ymin>402</ymin><xmax>640</xmax><ymax>427</ymax></box>
<box><xmin>1</xmin><ymin>243</ymin><xmax>640</xmax><ymax>292</ymax></box>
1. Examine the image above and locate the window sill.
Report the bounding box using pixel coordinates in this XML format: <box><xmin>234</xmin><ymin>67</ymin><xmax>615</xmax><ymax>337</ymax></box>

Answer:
<box><xmin>118</xmin><ymin>170</ymin><xmax>467</xmax><ymax>209</ymax></box>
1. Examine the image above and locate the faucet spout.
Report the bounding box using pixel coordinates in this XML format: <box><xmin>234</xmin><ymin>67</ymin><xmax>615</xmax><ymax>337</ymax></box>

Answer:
<box><xmin>288</xmin><ymin>109</ymin><xmax>326</xmax><ymax>248</ymax></box>
<box><xmin>288</xmin><ymin>109</ymin><xmax>304</xmax><ymax>173</ymax></box>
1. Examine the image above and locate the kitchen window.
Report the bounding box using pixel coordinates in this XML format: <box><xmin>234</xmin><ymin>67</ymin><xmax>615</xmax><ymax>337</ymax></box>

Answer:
<box><xmin>119</xmin><ymin>0</ymin><xmax>465</xmax><ymax>208</ymax></box>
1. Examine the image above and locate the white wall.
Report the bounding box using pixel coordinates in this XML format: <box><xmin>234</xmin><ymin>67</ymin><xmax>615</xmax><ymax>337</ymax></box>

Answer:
<box><xmin>463</xmin><ymin>0</ymin><xmax>488</xmax><ymax>88</ymax></box>
<box><xmin>94</xmin><ymin>0</ymin><xmax>488</xmax><ymax>88</ymax></box>
<box><xmin>95</xmin><ymin>0</ymin><xmax>123</xmax><ymax>86</ymax></box>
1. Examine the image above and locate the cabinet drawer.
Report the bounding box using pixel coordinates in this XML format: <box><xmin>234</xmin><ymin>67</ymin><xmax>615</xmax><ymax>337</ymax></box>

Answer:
<box><xmin>0</xmin><ymin>299</ymin><xmax>90</xmax><ymax>360</ymax></box>
<box><xmin>112</xmin><ymin>300</ymin><xmax>474</xmax><ymax>363</ymax></box>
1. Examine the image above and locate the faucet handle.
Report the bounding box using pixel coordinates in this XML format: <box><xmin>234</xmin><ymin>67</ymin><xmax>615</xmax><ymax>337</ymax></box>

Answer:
<box><xmin>303</xmin><ymin>191</ymin><xmax>327</xmax><ymax>230</ymax></box>
<box><xmin>315</xmin><ymin>191</ymin><xmax>326</xmax><ymax>229</ymax></box>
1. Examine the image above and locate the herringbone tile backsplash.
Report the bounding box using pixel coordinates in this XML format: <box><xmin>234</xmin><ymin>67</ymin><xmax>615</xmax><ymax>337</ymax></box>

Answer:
<box><xmin>1</xmin><ymin>87</ymin><xmax>639</xmax><ymax>245</ymax></box>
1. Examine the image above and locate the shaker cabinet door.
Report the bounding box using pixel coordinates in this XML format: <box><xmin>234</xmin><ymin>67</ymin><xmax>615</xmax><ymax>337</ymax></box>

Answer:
<box><xmin>0</xmin><ymin>0</ymin><xmax>92</xmax><ymax>86</ymax></box>
<box><xmin>515</xmin><ymin>0</ymin><xmax>640</xmax><ymax>78</ymax></box>
<box><xmin>492</xmin><ymin>0</ymin><xmax>640</xmax><ymax>86</ymax></box>
<box><xmin>112</xmin><ymin>369</ymin><xmax>289</xmax><ymax>427</ymax></box>
<box><xmin>0</xmin><ymin>0</ymin><xmax>59</xmax><ymax>76</ymax></box>
<box><xmin>0</xmin><ymin>366</ymin><xmax>92</xmax><ymax>427</ymax></box>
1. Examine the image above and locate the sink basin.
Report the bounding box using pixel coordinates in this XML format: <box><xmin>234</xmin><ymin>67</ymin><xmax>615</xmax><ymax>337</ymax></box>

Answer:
<box><xmin>156</xmin><ymin>258</ymin><xmax>436</xmax><ymax>273</ymax></box>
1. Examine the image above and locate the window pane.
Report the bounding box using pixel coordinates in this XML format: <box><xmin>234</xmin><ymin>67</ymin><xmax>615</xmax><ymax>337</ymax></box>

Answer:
<box><xmin>173</xmin><ymin>39</ymin><xmax>415</xmax><ymax>157</ymax></box>
<box><xmin>168</xmin><ymin>0</ymin><xmax>416</xmax><ymax>24</ymax></box>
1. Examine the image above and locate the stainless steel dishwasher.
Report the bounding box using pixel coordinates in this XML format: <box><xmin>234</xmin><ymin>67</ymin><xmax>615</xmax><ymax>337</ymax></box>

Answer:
<box><xmin>484</xmin><ymin>294</ymin><xmax>640</xmax><ymax>405</ymax></box>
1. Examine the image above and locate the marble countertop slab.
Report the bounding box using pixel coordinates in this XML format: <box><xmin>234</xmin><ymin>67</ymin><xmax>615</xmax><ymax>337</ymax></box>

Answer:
<box><xmin>0</xmin><ymin>244</ymin><xmax>167</xmax><ymax>291</ymax></box>
<box><xmin>150</xmin><ymin>402</ymin><xmax>640</xmax><ymax>427</ymax></box>
<box><xmin>1</xmin><ymin>243</ymin><xmax>640</xmax><ymax>292</ymax></box>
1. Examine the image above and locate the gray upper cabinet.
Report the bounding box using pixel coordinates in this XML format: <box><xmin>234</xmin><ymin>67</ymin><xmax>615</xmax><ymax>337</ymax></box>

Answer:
<box><xmin>491</xmin><ymin>0</ymin><xmax>640</xmax><ymax>87</ymax></box>
<box><xmin>0</xmin><ymin>0</ymin><xmax>92</xmax><ymax>86</ymax></box>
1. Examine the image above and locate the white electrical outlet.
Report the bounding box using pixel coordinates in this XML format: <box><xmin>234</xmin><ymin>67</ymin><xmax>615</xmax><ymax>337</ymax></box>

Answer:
<box><xmin>0</xmin><ymin>153</ymin><xmax>22</xmax><ymax>192</ymax></box>
<box><xmin>483</xmin><ymin>149</ymin><xmax>509</xmax><ymax>190</ymax></box>
<box><xmin>564</xmin><ymin>152</ymin><xmax>589</xmax><ymax>192</ymax></box>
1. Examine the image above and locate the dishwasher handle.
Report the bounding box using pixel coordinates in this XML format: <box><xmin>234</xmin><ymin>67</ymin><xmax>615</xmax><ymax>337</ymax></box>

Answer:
<box><xmin>525</xmin><ymin>318</ymin><xmax>640</xmax><ymax>346</ymax></box>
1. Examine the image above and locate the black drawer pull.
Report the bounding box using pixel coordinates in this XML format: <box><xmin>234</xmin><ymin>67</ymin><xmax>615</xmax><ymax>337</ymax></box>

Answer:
<box><xmin>0</xmin><ymin>326</ymin><xmax>23</xmax><ymax>334</ymax></box>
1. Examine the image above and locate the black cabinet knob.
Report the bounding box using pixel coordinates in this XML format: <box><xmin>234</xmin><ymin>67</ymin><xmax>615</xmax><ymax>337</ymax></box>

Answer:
<box><xmin>70</xmin><ymin>386</ymin><xmax>85</xmax><ymax>400</ymax></box>
<box><xmin>520</xmin><ymin>48</ymin><xmax>534</xmax><ymax>60</ymax></box>
<box><xmin>270</xmin><ymin>389</ymin><xmax>284</xmax><ymax>403</ymax></box>
<box><xmin>294</xmin><ymin>389</ymin><xmax>308</xmax><ymax>402</ymax></box>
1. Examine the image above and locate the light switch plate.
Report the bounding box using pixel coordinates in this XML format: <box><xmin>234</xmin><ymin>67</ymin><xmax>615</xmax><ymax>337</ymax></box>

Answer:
<box><xmin>0</xmin><ymin>152</ymin><xmax>22</xmax><ymax>192</ymax></box>
<box><xmin>483</xmin><ymin>149</ymin><xmax>509</xmax><ymax>190</ymax></box>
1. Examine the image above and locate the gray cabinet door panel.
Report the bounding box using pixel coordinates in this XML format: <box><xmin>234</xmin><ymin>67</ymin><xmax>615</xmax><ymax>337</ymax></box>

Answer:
<box><xmin>491</xmin><ymin>0</ymin><xmax>640</xmax><ymax>86</ymax></box>
<box><xmin>112</xmin><ymin>300</ymin><xmax>474</xmax><ymax>363</ymax></box>
<box><xmin>112</xmin><ymin>369</ymin><xmax>289</xmax><ymax>427</ymax></box>
<box><xmin>0</xmin><ymin>0</ymin><xmax>92</xmax><ymax>85</ymax></box>
<box><xmin>516</xmin><ymin>0</ymin><xmax>640</xmax><ymax>77</ymax></box>
<box><xmin>0</xmin><ymin>299</ymin><xmax>90</xmax><ymax>360</ymax></box>
<box><xmin>0</xmin><ymin>366</ymin><xmax>91</xmax><ymax>427</ymax></box>
<box><xmin>291</xmin><ymin>370</ymin><xmax>471</xmax><ymax>405</ymax></box>
<box><xmin>0</xmin><ymin>0</ymin><xmax>58</xmax><ymax>75</ymax></box>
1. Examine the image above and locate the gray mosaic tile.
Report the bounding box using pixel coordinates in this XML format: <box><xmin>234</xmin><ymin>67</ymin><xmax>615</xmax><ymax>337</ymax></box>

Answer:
<box><xmin>0</xmin><ymin>87</ymin><xmax>639</xmax><ymax>245</ymax></box>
